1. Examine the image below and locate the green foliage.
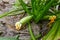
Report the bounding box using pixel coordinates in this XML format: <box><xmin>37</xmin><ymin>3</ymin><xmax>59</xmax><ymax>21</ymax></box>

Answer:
<box><xmin>14</xmin><ymin>0</ymin><xmax>21</xmax><ymax>7</ymax></box>
<box><xmin>42</xmin><ymin>20</ymin><xmax>60</xmax><ymax>40</ymax></box>
<box><xmin>53</xmin><ymin>24</ymin><xmax>60</xmax><ymax>40</ymax></box>
<box><xmin>18</xmin><ymin>0</ymin><xmax>56</xmax><ymax>23</ymax></box>
<box><xmin>19</xmin><ymin>0</ymin><xmax>32</xmax><ymax>15</ymax></box>
<box><xmin>0</xmin><ymin>8</ymin><xmax>23</xmax><ymax>18</ymax></box>
<box><xmin>0</xmin><ymin>35</ymin><xmax>19</xmax><ymax>40</ymax></box>
<box><xmin>35</xmin><ymin>0</ymin><xmax>55</xmax><ymax>23</ymax></box>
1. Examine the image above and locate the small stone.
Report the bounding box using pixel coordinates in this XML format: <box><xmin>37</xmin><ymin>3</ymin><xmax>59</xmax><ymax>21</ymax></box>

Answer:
<box><xmin>0</xmin><ymin>31</ymin><xmax>3</xmax><ymax>35</ymax></box>
<box><xmin>3</xmin><ymin>0</ymin><xmax>9</xmax><ymax>2</ymax></box>
<box><xmin>2</xmin><ymin>0</ymin><xmax>9</xmax><ymax>4</ymax></box>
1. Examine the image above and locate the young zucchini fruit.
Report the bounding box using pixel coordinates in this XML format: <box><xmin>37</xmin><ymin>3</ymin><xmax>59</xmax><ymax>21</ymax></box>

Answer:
<box><xmin>42</xmin><ymin>20</ymin><xmax>60</xmax><ymax>40</ymax></box>
<box><xmin>15</xmin><ymin>15</ymin><xmax>33</xmax><ymax>30</ymax></box>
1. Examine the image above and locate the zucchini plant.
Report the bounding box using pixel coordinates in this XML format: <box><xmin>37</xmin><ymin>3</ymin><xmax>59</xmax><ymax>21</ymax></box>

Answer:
<box><xmin>0</xmin><ymin>0</ymin><xmax>60</xmax><ymax>40</ymax></box>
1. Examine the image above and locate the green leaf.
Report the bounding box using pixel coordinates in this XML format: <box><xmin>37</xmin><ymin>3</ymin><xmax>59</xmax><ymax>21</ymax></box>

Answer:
<box><xmin>0</xmin><ymin>35</ymin><xmax>19</xmax><ymax>40</ymax></box>
<box><xmin>18</xmin><ymin>0</ymin><xmax>32</xmax><ymax>15</ymax></box>
<box><xmin>53</xmin><ymin>24</ymin><xmax>60</xmax><ymax>40</ymax></box>
<box><xmin>14</xmin><ymin>0</ymin><xmax>21</xmax><ymax>7</ymax></box>
<box><xmin>28</xmin><ymin>22</ymin><xmax>36</xmax><ymax>40</ymax></box>
<box><xmin>35</xmin><ymin>0</ymin><xmax>55</xmax><ymax>23</ymax></box>
<box><xmin>0</xmin><ymin>8</ymin><xmax>22</xmax><ymax>18</ymax></box>
<box><xmin>42</xmin><ymin>20</ymin><xmax>60</xmax><ymax>40</ymax></box>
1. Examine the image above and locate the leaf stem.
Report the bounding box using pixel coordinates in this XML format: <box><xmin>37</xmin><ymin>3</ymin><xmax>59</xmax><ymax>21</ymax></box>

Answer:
<box><xmin>28</xmin><ymin>22</ymin><xmax>36</xmax><ymax>40</ymax></box>
<box><xmin>0</xmin><ymin>8</ymin><xmax>23</xmax><ymax>18</ymax></box>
